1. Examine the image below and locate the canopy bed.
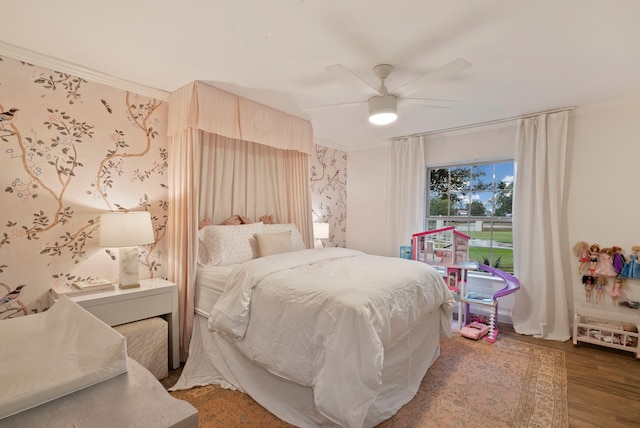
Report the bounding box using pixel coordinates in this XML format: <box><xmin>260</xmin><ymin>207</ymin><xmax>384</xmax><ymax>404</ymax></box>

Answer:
<box><xmin>166</xmin><ymin>81</ymin><xmax>455</xmax><ymax>427</ymax></box>
<box><xmin>166</xmin><ymin>81</ymin><xmax>314</xmax><ymax>361</ymax></box>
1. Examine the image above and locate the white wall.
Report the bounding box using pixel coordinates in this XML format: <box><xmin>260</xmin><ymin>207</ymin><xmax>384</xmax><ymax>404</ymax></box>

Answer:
<box><xmin>346</xmin><ymin>145</ymin><xmax>390</xmax><ymax>256</ymax></box>
<box><xmin>347</xmin><ymin>93</ymin><xmax>640</xmax><ymax>317</ymax></box>
<box><xmin>421</xmin><ymin>122</ymin><xmax>517</xmax><ymax>168</ymax></box>
<box><xmin>567</xmin><ymin>96</ymin><xmax>640</xmax><ymax>304</ymax></box>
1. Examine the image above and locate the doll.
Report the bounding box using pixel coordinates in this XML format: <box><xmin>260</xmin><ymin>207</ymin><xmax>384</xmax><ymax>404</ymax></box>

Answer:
<box><xmin>582</xmin><ymin>275</ymin><xmax>595</xmax><ymax>302</ymax></box>
<box><xmin>594</xmin><ymin>247</ymin><xmax>618</xmax><ymax>277</ymax></box>
<box><xmin>573</xmin><ymin>241</ymin><xmax>591</xmax><ymax>274</ymax></box>
<box><xmin>589</xmin><ymin>244</ymin><xmax>600</xmax><ymax>275</ymax></box>
<box><xmin>611</xmin><ymin>246</ymin><xmax>626</xmax><ymax>274</ymax></box>
<box><xmin>594</xmin><ymin>276</ymin><xmax>606</xmax><ymax>304</ymax></box>
<box><xmin>620</xmin><ymin>246</ymin><xmax>640</xmax><ymax>279</ymax></box>
<box><xmin>608</xmin><ymin>278</ymin><xmax>625</xmax><ymax>305</ymax></box>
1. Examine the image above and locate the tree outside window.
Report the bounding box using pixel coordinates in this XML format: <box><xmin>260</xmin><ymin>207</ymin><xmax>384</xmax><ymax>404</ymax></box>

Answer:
<box><xmin>426</xmin><ymin>161</ymin><xmax>514</xmax><ymax>272</ymax></box>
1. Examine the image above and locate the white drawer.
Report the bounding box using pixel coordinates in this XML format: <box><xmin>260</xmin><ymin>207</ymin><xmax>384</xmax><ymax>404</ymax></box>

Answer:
<box><xmin>79</xmin><ymin>293</ymin><xmax>172</xmax><ymax>326</ymax></box>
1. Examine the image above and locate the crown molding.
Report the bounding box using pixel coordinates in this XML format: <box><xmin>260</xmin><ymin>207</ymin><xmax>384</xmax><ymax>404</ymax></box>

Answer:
<box><xmin>573</xmin><ymin>91</ymin><xmax>640</xmax><ymax>116</ymax></box>
<box><xmin>313</xmin><ymin>136</ymin><xmax>349</xmax><ymax>152</ymax></box>
<box><xmin>0</xmin><ymin>40</ymin><xmax>170</xmax><ymax>101</ymax></box>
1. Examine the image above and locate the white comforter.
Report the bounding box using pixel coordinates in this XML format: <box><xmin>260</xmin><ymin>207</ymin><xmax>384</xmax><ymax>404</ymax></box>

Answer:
<box><xmin>208</xmin><ymin>247</ymin><xmax>454</xmax><ymax>428</ymax></box>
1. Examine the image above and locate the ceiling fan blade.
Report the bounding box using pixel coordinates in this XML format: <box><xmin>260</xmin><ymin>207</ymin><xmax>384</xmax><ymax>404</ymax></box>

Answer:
<box><xmin>302</xmin><ymin>100</ymin><xmax>366</xmax><ymax>111</ymax></box>
<box><xmin>326</xmin><ymin>64</ymin><xmax>381</xmax><ymax>97</ymax></box>
<box><xmin>393</xmin><ymin>58</ymin><xmax>471</xmax><ymax>98</ymax></box>
<box><xmin>400</xmin><ymin>97</ymin><xmax>457</xmax><ymax>109</ymax></box>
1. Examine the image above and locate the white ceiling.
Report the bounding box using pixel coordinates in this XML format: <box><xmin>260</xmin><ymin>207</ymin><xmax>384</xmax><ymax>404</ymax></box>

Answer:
<box><xmin>2</xmin><ymin>1</ymin><xmax>640</xmax><ymax>151</ymax></box>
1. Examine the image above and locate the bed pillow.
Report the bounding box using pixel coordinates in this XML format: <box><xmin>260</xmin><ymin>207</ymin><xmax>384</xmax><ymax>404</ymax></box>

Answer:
<box><xmin>219</xmin><ymin>214</ymin><xmax>252</xmax><ymax>225</ymax></box>
<box><xmin>254</xmin><ymin>231</ymin><xmax>293</xmax><ymax>257</ymax></box>
<box><xmin>198</xmin><ymin>222</ymin><xmax>264</xmax><ymax>266</ymax></box>
<box><xmin>263</xmin><ymin>223</ymin><xmax>307</xmax><ymax>250</ymax></box>
<box><xmin>198</xmin><ymin>217</ymin><xmax>213</xmax><ymax>229</ymax></box>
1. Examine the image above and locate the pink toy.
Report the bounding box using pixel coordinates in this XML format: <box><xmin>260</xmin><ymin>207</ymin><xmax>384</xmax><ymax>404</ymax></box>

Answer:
<box><xmin>460</xmin><ymin>322</ymin><xmax>490</xmax><ymax>340</ymax></box>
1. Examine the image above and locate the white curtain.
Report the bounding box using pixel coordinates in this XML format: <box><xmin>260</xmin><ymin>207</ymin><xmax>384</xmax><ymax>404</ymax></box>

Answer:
<box><xmin>512</xmin><ymin>110</ymin><xmax>571</xmax><ymax>341</ymax></box>
<box><xmin>388</xmin><ymin>136</ymin><xmax>427</xmax><ymax>256</ymax></box>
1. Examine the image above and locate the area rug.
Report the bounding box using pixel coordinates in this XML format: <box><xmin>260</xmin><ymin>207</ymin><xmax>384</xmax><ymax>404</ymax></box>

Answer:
<box><xmin>169</xmin><ymin>336</ymin><xmax>568</xmax><ymax>427</ymax></box>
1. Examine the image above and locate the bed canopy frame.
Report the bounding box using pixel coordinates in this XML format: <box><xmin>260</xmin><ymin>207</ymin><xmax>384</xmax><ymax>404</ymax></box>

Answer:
<box><xmin>167</xmin><ymin>81</ymin><xmax>314</xmax><ymax>360</ymax></box>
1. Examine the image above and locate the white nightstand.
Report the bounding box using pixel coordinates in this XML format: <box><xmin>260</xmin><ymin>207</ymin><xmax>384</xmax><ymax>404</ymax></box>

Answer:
<box><xmin>69</xmin><ymin>278</ymin><xmax>180</xmax><ymax>369</ymax></box>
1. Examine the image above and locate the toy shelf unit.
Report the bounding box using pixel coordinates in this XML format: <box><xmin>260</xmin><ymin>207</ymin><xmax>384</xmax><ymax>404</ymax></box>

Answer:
<box><xmin>411</xmin><ymin>227</ymin><xmax>520</xmax><ymax>342</ymax></box>
<box><xmin>573</xmin><ymin>302</ymin><xmax>640</xmax><ymax>358</ymax></box>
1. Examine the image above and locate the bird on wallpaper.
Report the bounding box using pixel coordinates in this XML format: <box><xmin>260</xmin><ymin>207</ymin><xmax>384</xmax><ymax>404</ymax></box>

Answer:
<box><xmin>0</xmin><ymin>284</ymin><xmax>26</xmax><ymax>305</ymax></box>
<box><xmin>0</xmin><ymin>284</ymin><xmax>28</xmax><ymax>319</ymax></box>
<box><xmin>0</xmin><ymin>108</ymin><xmax>19</xmax><ymax>122</ymax></box>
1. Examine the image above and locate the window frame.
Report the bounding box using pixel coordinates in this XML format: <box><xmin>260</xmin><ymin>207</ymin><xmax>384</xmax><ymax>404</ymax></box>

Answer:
<box><xmin>425</xmin><ymin>159</ymin><xmax>514</xmax><ymax>272</ymax></box>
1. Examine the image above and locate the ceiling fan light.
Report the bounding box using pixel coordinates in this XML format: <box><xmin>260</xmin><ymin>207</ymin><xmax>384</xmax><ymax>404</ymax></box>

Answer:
<box><xmin>369</xmin><ymin>112</ymin><xmax>397</xmax><ymax>125</ymax></box>
<box><xmin>368</xmin><ymin>94</ymin><xmax>397</xmax><ymax>125</ymax></box>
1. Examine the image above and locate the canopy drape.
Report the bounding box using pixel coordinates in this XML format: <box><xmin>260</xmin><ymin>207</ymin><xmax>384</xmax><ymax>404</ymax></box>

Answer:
<box><xmin>168</xmin><ymin>81</ymin><xmax>313</xmax><ymax>155</ymax></box>
<box><xmin>197</xmin><ymin>132</ymin><xmax>312</xmax><ymax>231</ymax></box>
<box><xmin>167</xmin><ymin>128</ymin><xmax>199</xmax><ymax>360</ymax></box>
<box><xmin>167</xmin><ymin>81</ymin><xmax>313</xmax><ymax>360</ymax></box>
<box><xmin>512</xmin><ymin>110</ymin><xmax>571</xmax><ymax>341</ymax></box>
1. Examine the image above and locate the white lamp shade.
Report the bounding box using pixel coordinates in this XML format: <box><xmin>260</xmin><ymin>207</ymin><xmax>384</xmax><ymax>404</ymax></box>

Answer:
<box><xmin>368</xmin><ymin>94</ymin><xmax>397</xmax><ymax>125</ymax></box>
<box><xmin>99</xmin><ymin>212</ymin><xmax>155</xmax><ymax>247</ymax></box>
<box><xmin>313</xmin><ymin>222</ymin><xmax>330</xmax><ymax>240</ymax></box>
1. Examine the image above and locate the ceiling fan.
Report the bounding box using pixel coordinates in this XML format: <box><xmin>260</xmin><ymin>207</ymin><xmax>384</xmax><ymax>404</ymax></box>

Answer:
<box><xmin>307</xmin><ymin>58</ymin><xmax>471</xmax><ymax>125</ymax></box>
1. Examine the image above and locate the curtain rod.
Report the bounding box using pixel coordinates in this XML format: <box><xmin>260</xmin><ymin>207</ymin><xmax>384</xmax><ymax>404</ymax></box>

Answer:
<box><xmin>391</xmin><ymin>106</ymin><xmax>575</xmax><ymax>141</ymax></box>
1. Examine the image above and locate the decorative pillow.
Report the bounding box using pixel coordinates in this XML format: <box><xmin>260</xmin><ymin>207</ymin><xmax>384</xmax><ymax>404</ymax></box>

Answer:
<box><xmin>198</xmin><ymin>217</ymin><xmax>213</xmax><ymax>230</ymax></box>
<box><xmin>263</xmin><ymin>223</ymin><xmax>307</xmax><ymax>250</ymax></box>
<box><xmin>219</xmin><ymin>214</ymin><xmax>253</xmax><ymax>225</ymax></box>
<box><xmin>254</xmin><ymin>231</ymin><xmax>293</xmax><ymax>257</ymax></box>
<box><xmin>259</xmin><ymin>214</ymin><xmax>275</xmax><ymax>224</ymax></box>
<box><xmin>198</xmin><ymin>222</ymin><xmax>264</xmax><ymax>266</ymax></box>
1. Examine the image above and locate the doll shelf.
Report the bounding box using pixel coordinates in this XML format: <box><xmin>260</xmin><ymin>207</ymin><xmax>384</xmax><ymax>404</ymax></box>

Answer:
<box><xmin>573</xmin><ymin>303</ymin><xmax>640</xmax><ymax>358</ymax></box>
<box><xmin>572</xmin><ymin>242</ymin><xmax>640</xmax><ymax>358</ymax></box>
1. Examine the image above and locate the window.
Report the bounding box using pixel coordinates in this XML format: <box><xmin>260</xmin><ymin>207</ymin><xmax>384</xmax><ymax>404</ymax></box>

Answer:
<box><xmin>426</xmin><ymin>161</ymin><xmax>514</xmax><ymax>272</ymax></box>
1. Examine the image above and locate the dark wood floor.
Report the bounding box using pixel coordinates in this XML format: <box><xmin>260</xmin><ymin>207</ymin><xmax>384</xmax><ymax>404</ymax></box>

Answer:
<box><xmin>163</xmin><ymin>323</ymin><xmax>640</xmax><ymax>428</ymax></box>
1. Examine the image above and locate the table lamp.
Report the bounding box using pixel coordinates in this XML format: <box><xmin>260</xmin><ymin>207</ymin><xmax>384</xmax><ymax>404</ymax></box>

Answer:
<box><xmin>99</xmin><ymin>211</ymin><xmax>155</xmax><ymax>289</ymax></box>
<box><xmin>313</xmin><ymin>222</ymin><xmax>329</xmax><ymax>248</ymax></box>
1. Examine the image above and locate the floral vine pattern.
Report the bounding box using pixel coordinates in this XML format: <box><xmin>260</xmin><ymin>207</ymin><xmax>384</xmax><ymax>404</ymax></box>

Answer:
<box><xmin>2</xmin><ymin>104</ymin><xmax>97</xmax><ymax>261</ymax></box>
<box><xmin>0</xmin><ymin>55</ymin><xmax>168</xmax><ymax>318</ymax></box>
<box><xmin>310</xmin><ymin>145</ymin><xmax>347</xmax><ymax>247</ymax></box>
<box><xmin>33</xmin><ymin>70</ymin><xmax>87</xmax><ymax>105</ymax></box>
<box><xmin>91</xmin><ymin>93</ymin><xmax>163</xmax><ymax>209</ymax></box>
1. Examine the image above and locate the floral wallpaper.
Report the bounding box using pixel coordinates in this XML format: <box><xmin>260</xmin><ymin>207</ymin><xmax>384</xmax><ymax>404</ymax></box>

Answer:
<box><xmin>0</xmin><ymin>55</ymin><xmax>168</xmax><ymax>319</ymax></box>
<box><xmin>310</xmin><ymin>144</ymin><xmax>347</xmax><ymax>247</ymax></box>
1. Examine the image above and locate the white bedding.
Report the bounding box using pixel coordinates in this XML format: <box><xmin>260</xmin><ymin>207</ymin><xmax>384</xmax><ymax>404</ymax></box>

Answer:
<box><xmin>0</xmin><ymin>296</ymin><xmax>128</xmax><ymax>419</ymax></box>
<box><xmin>204</xmin><ymin>247</ymin><xmax>454</xmax><ymax>427</ymax></box>
<box><xmin>175</xmin><ymin>311</ymin><xmax>443</xmax><ymax>427</ymax></box>
<box><xmin>194</xmin><ymin>264</ymin><xmax>236</xmax><ymax>317</ymax></box>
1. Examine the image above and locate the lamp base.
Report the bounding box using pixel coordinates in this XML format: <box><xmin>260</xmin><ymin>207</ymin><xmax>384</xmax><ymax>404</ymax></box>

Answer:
<box><xmin>118</xmin><ymin>246</ymin><xmax>141</xmax><ymax>289</ymax></box>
